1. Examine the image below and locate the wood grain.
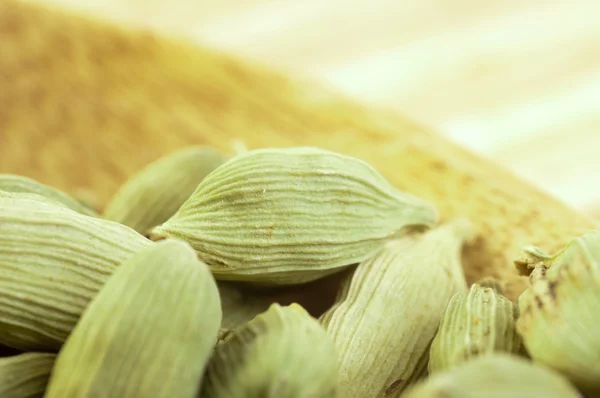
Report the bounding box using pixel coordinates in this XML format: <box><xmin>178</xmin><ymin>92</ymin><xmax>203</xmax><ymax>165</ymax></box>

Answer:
<box><xmin>0</xmin><ymin>0</ymin><xmax>597</xmax><ymax>301</ymax></box>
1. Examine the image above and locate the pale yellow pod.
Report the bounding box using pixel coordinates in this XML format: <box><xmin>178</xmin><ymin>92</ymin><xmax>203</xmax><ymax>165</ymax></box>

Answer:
<box><xmin>517</xmin><ymin>230</ymin><xmax>600</xmax><ymax>391</ymax></box>
<box><xmin>320</xmin><ymin>220</ymin><xmax>473</xmax><ymax>398</ymax></box>
<box><xmin>217</xmin><ymin>283</ymin><xmax>271</xmax><ymax>330</ymax></box>
<box><xmin>0</xmin><ymin>174</ymin><xmax>97</xmax><ymax>216</ymax></box>
<box><xmin>0</xmin><ymin>353</ymin><xmax>56</xmax><ymax>398</ymax></box>
<box><xmin>45</xmin><ymin>240</ymin><xmax>222</xmax><ymax>398</ymax></box>
<box><xmin>404</xmin><ymin>354</ymin><xmax>580</xmax><ymax>398</ymax></box>
<box><xmin>428</xmin><ymin>280</ymin><xmax>521</xmax><ymax>373</ymax></box>
<box><xmin>202</xmin><ymin>303</ymin><xmax>338</xmax><ymax>398</ymax></box>
<box><xmin>0</xmin><ymin>191</ymin><xmax>72</xmax><ymax>209</ymax></box>
<box><xmin>104</xmin><ymin>146</ymin><xmax>227</xmax><ymax>235</ymax></box>
<box><xmin>152</xmin><ymin>147</ymin><xmax>438</xmax><ymax>284</ymax></box>
<box><xmin>0</xmin><ymin>196</ymin><xmax>151</xmax><ymax>351</ymax></box>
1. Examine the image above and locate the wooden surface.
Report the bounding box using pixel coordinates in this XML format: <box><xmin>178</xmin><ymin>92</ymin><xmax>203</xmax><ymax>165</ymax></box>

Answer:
<box><xmin>34</xmin><ymin>0</ymin><xmax>600</xmax><ymax>212</ymax></box>
<box><xmin>0</xmin><ymin>0</ymin><xmax>598</xmax><ymax>302</ymax></box>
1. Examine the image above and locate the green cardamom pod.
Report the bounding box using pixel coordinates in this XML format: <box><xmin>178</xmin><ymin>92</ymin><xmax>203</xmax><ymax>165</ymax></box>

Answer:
<box><xmin>0</xmin><ymin>196</ymin><xmax>151</xmax><ymax>351</ymax></box>
<box><xmin>384</xmin><ymin>345</ymin><xmax>430</xmax><ymax>397</ymax></box>
<box><xmin>104</xmin><ymin>146</ymin><xmax>227</xmax><ymax>235</ymax></box>
<box><xmin>429</xmin><ymin>279</ymin><xmax>521</xmax><ymax>374</ymax></box>
<box><xmin>217</xmin><ymin>328</ymin><xmax>231</xmax><ymax>342</ymax></box>
<box><xmin>202</xmin><ymin>303</ymin><xmax>338</xmax><ymax>397</ymax></box>
<box><xmin>0</xmin><ymin>191</ymin><xmax>72</xmax><ymax>209</ymax></box>
<box><xmin>404</xmin><ymin>354</ymin><xmax>579</xmax><ymax>398</ymax></box>
<box><xmin>45</xmin><ymin>240</ymin><xmax>221</xmax><ymax>398</ymax></box>
<box><xmin>320</xmin><ymin>220</ymin><xmax>473</xmax><ymax>398</ymax></box>
<box><xmin>0</xmin><ymin>174</ymin><xmax>97</xmax><ymax>216</ymax></box>
<box><xmin>0</xmin><ymin>353</ymin><xmax>55</xmax><ymax>398</ymax></box>
<box><xmin>218</xmin><ymin>283</ymin><xmax>271</xmax><ymax>329</ymax></box>
<box><xmin>152</xmin><ymin>147</ymin><xmax>437</xmax><ymax>284</ymax></box>
<box><xmin>517</xmin><ymin>230</ymin><xmax>600</xmax><ymax>391</ymax></box>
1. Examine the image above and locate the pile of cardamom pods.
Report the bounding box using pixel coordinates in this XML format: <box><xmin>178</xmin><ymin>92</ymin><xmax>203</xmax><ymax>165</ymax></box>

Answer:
<box><xmin>0</xmin><ymin>146</ymin><xmax>597</xmax><ymax>398</ymax></box>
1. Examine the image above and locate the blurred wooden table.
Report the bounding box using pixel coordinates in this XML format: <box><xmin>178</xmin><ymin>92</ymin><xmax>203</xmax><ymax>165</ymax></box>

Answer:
<box><xmin>38</xmin><ymin>0</ymin><xmax>600</xmax><ymax>213</ymax></box>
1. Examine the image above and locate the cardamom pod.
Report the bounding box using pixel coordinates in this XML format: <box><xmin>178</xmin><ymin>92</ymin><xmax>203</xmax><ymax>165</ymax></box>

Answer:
<box><xmin>202</xmin><ymin>303</ymin><xmax>338</xmax><ymax>397</ymax></box>
<box><xmin>0</xmin><ymin>196</ymin><xmax>151</xmax><ymax>351</ymax></box>
<box><xmin>217</xmin><ymin>328</ymin><xmax>231</xmax><ymax>342</ymax></box>
<box><xmin>0</xmin><ymin>353</ymin><xmax>55</xmax><ymax>398</ymax></box>
<box><xmin>405</xmin><ymin>354</ymin><xmax>579</xmax><ymax>398</ymax></box>
<box><xmin>152</xmin><ymin>147</ymin><xmax>437</xmax><ymax>284</ymax></box>
<box><xmin>320</xmin><ymin>220</ymin><xmax>473</xmax><ymax>398</ymax></box>
<box><xmin>0</xmin><ymin>190</ymin><xmax>71</xmax><ymax>209</ymax></box>
<box><xmin>45</xmin><ymin>240</ymin><xmax>221</xmax><ymax>398</ymax></box>
<box><xmin>0</xmin><ymin>174</ymin><xmax>97</xmax><ymax>216</ymax></box>
<box><xmin>384</xmin><ymin>345</ymin><xmax>430</xmax><ymax>397</ymax></box>
<box><xmin>428</xmin><ymin>279</ymin><xmax>521</xmax><ymax>373</ymax></box>
<box><xmin>218</xmin><ymin>282</ymin><xmax>271</xmax><ymax>329</ymax></box>
<box><xmin>104</xmin><ymin>146</ymin><xmax>227</xmax><ymax>235</ymax></box>
<box><xmin>517</xmin><ymin>230</ymin><xmax>600</xmax><ymax>391</ymax></box>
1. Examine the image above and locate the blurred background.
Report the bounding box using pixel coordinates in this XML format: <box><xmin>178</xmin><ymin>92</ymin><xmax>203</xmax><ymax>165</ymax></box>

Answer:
<box><xmin>35</xmin><ymin>0</ymin><xmax>600</xmax><ymax>215</ymax></box>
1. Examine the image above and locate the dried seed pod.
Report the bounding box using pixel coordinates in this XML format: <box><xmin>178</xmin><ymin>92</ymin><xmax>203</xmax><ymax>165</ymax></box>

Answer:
<box><xmin>0</xmin><ymin>191</ymin><xmax>72</xmax><ymax>209</ymax></box>
<box><xmin>202</xmin><ymin>303</ymin><xmax>338</xmax><ymax>398</ymax></box>
<box><xmin>0</xmin><ymin>196</ymin><xmax>150</xmax><ymax>351</ymax></box>
<box><xmin>428</xmin><ymin>279</ymin><xmax>521</xmax><ymax>373</ymax></box>
<box><xmin>45</xmin><ymin>240</ymin><xmax>221</xmax><ymax>398</ymax></box>
<box><xmin>404</xmin><ymin>354</ymin><xmax>580</xmax><ymax>398</ymax></box>
<box><xmin>217</xmin><ymin>328</ymin><xmax>231</xmax><ymax>342</ymax></box>
<box><xmin>0</xmin><ymin>174</ymin><xmax>97</xmax><ymax>216</ymax></box>
<box><xmin>104</xmin><ymin>146</ymin><xmax>227</xmax><ymax>235</ymax></box>
<box><xmin>152</xmin><ymin>147</ymin><xmax>438</xmax><ymax>284</ymax></box>
<box><xmin>0</xmin><ymin>352</ymin><xmax>55</xmax><ymax>398</ymax></box>
<box><xmin>389</xmin><ymin>345</ymin><xmax>430</xmax><ymax>396</ymax></box>
<box><xmin>517</xmin><ymin>230</ymin><xmax>600</xmax><ymax>391</ymax></box>
<box><xmin>217</xmin><ymin>283</ymin><xmax>271</xmax><ymax>329</ymax></box>
<box><xmin>320</xmin><ymin>220</ymin><xmax>473</xmax><ymax>397</ymax></box>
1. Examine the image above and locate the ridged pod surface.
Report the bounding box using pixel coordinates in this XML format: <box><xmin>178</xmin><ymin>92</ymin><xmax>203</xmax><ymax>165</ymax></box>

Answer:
<box><xmin>0</xmin><ymin>175</ymin><xmax>97</xmax><ymax>216</ymax></box>
<box><xmin>0</xmin><ymin>353</ymin><xmax>56</xmax><ymax>398</ymax></box>
<box><xmin>0</xmin><ymin>191</ymin><xmax>72</xmax><ymax>210</ymax></box>
<box><xmin>202</xmin><ymin>303</ymin><xmax>338</xmax><ymax>397</ymax></box>
<box><xmin>45</xmin><ymin>240</ymin><xmax>221</xmax><ymax>398</ymax></box>
<box><xmin>429</xmin><ymin>280</ymin><xmax>521</xmax><ymax>373</ymax></box>
<box><xmin>152</xmin><ymin>147</ymin><xmax>438</xmax><ymax>284</ymax></box>
<box><xmin>0</xmin><ymin>196</ymin><xmax>151</xmax><ymax>351</ymax></box>
<box><xmin>517</xmin><ymin>230</ymin><xmax>600</xmax><ymax>391</ymax></box>
<box><xmin>404</xmin><ymin>354</ymin><xmax>579</xmax><ymax>398</ymax></box>
<box><xmin>103</xmin><ymin>146</ymin><xmax>227</xmax><ymax>235</ymax></box>
<box><xmin>320</xmin><ymin>220</ymin><xmax>472</xmax><ymax>397</ymax></box>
